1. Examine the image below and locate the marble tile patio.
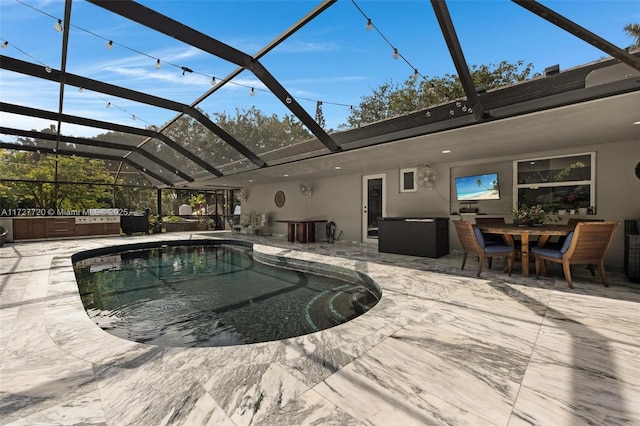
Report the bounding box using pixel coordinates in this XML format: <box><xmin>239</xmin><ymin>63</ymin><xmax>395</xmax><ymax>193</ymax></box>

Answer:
<box><xmin>1</xmin><ymin>231</ymin><xmax>639</xmax><ymax>425</ymax></box>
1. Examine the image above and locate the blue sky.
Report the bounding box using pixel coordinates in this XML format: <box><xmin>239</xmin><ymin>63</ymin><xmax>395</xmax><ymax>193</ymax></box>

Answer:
<box><xmin>1</xmin><ymin>0</ymin><xmax>639</xmax><ymax>137</ymax></box>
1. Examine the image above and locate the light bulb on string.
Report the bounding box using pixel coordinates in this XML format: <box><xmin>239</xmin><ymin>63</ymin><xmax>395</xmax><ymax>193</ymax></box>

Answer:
<box><xmin>44</xmin><ymin>66</ymin><xmax>52</xmax><ymax>73</ymax></box>
<box><xmin>54</xmin><ymin>19</ymin><xmax>63</xmax><ymax>33</ymax></box>
<box><xmin>1</xmin><ymin>41</ymin><xmax>8</xmax><ymax>49</ymax></box>
<box><xmin>155</xmin><ymin>59</ymin><xmax>161</xmax><ymax>69</ymax></box>
<box><xmin>250</xmin><ymin>87</ymin><xmax>255</xmax><ymax>97</ymax></box>
<box><xmin>78</xmin><ymin>87</ymin><xmax>83</xmax><ymax>92</ymax></box>
<box><xmin>392</xmin><ymin>48</ymin><xmax>399</xmax><ymax>59</ymax></box>
<box><xmin>411</xmin><ymin>69</ymin><xmax>419</xmax><ymax>81</ymax></box>
<box><xmin>106</xmin><ymin>40</ymin><xmax>113</xmax><ymax>49</ymax></box>
<box><xmin>365</xmin><ymin>18</ymin><xmax>373</xmax><ymax>31</ymax></box>
<box><xmin>106</xmin><ymin>102</ymin><xmax>111</xmax><ymax>108</ymax></box>
<box><xmin>210</xmin><ymin>76</ymin><xmax>216</xmax><ymax>85</ymax></box>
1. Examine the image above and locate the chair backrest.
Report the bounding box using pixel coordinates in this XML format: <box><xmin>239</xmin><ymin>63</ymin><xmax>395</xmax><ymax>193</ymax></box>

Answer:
<box><xmin>564</xmin><ymin>221</ymin><xmax>618</xmax><ymax>261</ymax></box>
<box><xmin>567</xmin><ymin>218</ymin><xmax>604</xmax><ymax>227</ymax></box>
<box><xmin>475</xmin><ymin>217</ymin><xmax>506</xmax><ymax>225</ymax></box>
<box><xmin>453</xmin><ymin>220</ymin><xmax>482</xmax><ymax>255</ymax></box>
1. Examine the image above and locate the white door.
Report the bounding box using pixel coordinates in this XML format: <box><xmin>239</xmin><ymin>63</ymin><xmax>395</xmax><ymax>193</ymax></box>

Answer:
<box><xmin>362</xmin><ymin>174</ymin><xmax>386</xmax><ymax>244</ymax></box>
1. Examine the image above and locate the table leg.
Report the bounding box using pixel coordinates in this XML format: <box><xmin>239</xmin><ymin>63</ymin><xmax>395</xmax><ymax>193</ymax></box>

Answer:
<box><xmin>287</xmin><ymin>223</ymin><xmax>296</xmax><ymax>242</ymax></box>
<box><xmin>521</xmin><ymin>234</ymin><xmax>530</xmax><ymax>277</ymax></box>
<box><xmin>306</xmin><ymin>222</ymin><xmax>316</xmax><ymax>243</ymax></box>
<box><xmin>296</xmin><ymin>223</ymin><xmax>307</xmax><ymax>243</ymax></box>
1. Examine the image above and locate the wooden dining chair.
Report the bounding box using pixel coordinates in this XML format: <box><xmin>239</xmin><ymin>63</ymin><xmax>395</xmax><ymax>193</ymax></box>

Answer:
<box><xmin>531</xmin><ymin>221</ymin><xmax>618</xmax><ymax>288</ymax></box>
<box><xmin>547</xmin><ymin>218</ymin><xmax>604</xmax><ymax>249</ymax></box>
<box><xmin>453</xmin><ymin>220</ymin><xmax>514</xmax><ymax>277</ymax></box>
<box><xmin>474</xmin><ymin>217</ymin><xmax>507</xmax><ymax>244</ymax></box>
<box><xmin>474</xmin><ymin>217</ymin><xmax>507</xmax><ymax>269</ymax></box>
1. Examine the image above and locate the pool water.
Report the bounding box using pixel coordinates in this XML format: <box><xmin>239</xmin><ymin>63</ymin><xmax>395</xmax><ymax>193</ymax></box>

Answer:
<box><xmin>73</xmin><ymin>242</ymin><xmax>380</xmax><ymax>347</ymax></box>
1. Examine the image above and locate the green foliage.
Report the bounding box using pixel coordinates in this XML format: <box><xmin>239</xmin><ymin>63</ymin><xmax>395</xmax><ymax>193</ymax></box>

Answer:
<box><xmin>343</xmin><ymin>60</ymin><xmax>538</xmax><ymax>128</ymax></box>
<box><xmin>0</xmin><ymin>148</ymin><xmax>115</xmax><ymax>210</ymax></box>
<box><xmin>623</xmin><ymin>23</ymin><xmax>640</xmax><ymax>49</ymax></box>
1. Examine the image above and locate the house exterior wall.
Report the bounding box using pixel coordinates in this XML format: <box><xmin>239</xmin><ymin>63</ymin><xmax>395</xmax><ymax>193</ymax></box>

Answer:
<box><xmin>243</xmin><ymin>138</ymin><xmax>639</xmax><ymax>268</ymax></box>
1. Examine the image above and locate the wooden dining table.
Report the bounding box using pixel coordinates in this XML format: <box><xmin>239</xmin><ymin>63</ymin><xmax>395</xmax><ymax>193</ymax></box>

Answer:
<box><xmin>477</xmin><ymin>223</ymin><xmax>574</xmax><ymax>277</ymax></box>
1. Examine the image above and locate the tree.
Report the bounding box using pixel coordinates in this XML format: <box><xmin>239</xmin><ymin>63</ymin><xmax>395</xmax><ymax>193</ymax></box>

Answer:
<box><xmin>315</xmin><ymin>101</ymin><xmax>326</xmax><ymax>130</ymax></box>
<box><xmin>342</xmin><ymin>60</ymin><xmax>537</xmax><ymax>128</ymax></box>
<box><xmin>0</xmin><ymin>144</ymin><xmax>115</xmax><ymax>210</ymax></box>
<box><xmin>623</xmin><ymin>23</ymin><xmax>640</xmax><ymax>49</ymax></box>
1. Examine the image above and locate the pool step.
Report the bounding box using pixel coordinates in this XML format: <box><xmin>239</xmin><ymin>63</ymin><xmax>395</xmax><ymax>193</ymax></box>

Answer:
<box><xmin>303</xmin><ymin>286</ymin><xmax>377</xmax><ymax>333</ymax></box>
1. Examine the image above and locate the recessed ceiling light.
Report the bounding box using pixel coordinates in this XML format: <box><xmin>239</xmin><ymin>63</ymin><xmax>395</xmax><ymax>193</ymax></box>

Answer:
<box><xmin>530</xmin><ymin>161</ymin><xmax>536</xmax><ymax>165</ymax></box>
<box><xmin>283</xmin><ymin>174</ymin><xmax>289</xmax><ymax>177</ymax></box>
<box><xmin>634</xmin><ymin>121</ymin><xmax>640</xmax><ymax>125</ymax></box>
<box><xmin>335</xmin><ymin>166</ymin><xmax>342</xmax><ymax>170</ymax></box>
<box><xmin>441</xmin><ymin>150</ymin><xmax>451</xmax><ymax>154</ymax></box>
<box><xmin>249</xmin><ymin>179</ymin><xmax>253</xmax><ymax>183</ymax></box>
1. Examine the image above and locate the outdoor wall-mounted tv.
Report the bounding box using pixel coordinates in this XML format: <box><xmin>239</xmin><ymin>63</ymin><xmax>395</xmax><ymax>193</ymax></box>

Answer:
<box><xmin>455</xmin><ymin>173</ymin><xmax>500</xmax><ymax>201</ymax></box>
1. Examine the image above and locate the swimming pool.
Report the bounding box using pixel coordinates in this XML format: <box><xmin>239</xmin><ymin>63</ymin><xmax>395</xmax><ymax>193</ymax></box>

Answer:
<box><xmin>72</xmin><ymin>240</ymin><xmax>380</xmax><ymax>347</ymax></box>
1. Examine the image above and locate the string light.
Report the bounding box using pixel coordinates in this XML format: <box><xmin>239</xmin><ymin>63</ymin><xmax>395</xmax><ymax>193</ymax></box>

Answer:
<box><xmin>352</xmin><ymin>0</ymin><xmax>472</xmax><ymax>117</ymax></box>
<box><xmin>45</xmin><ymin>66</ymin><xmax>52</xmax><ymax>73</ymax></box>
<box><xmin>365</xmin><ymin>18</ymin><xmax>373</xmax><ymax>31</ymax></box>
<box><xmin>1</xmin><ymin>41</ymin><xmax>8</xmax><ymax>49</ymax></box>
<box><xmin>78</xmin><ymin>87</ymin><xmax>83</xmax><ymax>92</ymax></box>
<box><xmin>11</xmin><ymin>0</ymin><xmax>357</xmax><ymax>122</ymax></box>
<box><xmin>155</xmin><ymin>59</ymin><xmax>161</xmax><ymax>69</ymax></box>
<box><xmin>249</xmin><ymin>87</ymin><xmax>255</xmax><ymax>97</ymax></box>
<box><xmin>54</xmin><ymin>19</ymin><xmax>63</xmax><ymax>33</ymax></box>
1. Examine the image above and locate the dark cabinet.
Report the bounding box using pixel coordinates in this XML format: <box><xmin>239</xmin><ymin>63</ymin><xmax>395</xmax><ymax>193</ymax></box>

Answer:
<box><xmin>378</xmin><ymin>217</ymin><xmax>449</xmax><ymax>258</ymax></box>
<box><xmin>120</xmin><ymin>215</ymin><xmax>149</xmax><ymax>235</ymax></box>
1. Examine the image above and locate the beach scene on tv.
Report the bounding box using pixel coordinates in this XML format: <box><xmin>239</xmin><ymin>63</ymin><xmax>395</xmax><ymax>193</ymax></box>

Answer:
<box><xmin>455</xmin><ymin>173</ymin><xmax>500</xmax><ymax>201</ymax></box>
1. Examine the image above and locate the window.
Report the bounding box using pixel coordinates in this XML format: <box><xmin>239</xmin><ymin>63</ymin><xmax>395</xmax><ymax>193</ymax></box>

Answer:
<box><xmin>400</xmin><ymin>167</ymin><xmax>417</xmax><ymax>192</ymax></box>
<box><xmin>514</xmin><ymin>152</ymin><xmax>595</xmax><ymax>214</ymax></box>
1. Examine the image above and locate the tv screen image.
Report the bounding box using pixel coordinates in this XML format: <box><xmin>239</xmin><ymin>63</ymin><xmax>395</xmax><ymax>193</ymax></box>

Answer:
<box><xmin>455</xmin><ymin>173</ymin><xmax>500</xmax><ymax>201</ymax></box>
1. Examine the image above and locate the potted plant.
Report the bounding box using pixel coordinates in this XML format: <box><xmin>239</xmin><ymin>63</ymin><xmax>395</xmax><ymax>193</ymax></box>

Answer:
<box><xmin>512</xmin><ymin>204</ymin><xmax>530</xmax><ymax>226</ymax></box>
<box><xmin>527</xmin><ymin>204</ymin><xmax>547</xmax><ymax>226</ymax></box>
<box><xmin>512</xmin><ymin>204</ymin><xmax>556</xmax><ymax>226</ymax></box>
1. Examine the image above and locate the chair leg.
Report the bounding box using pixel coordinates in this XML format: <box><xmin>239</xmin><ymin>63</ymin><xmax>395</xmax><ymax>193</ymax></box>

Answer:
<box><xmin>488</xmin><ymin>258</ymin><xmax>493</xmax><ymax>270</ymax></box>
<box><xmin>506</xmin><ymin>253</ymin><xmax>513</xmax><ymax>276</ymax></box>
<box><xmin>534</xmin><ymin>256</ymin><xmax>540</xmax><ymax>278</ymax></box>
<box><xmin>477</xmin><ymin>254</ymin><xmax>484</xmax><ymax>277</ymax></box>
<box><xmin>461</xmin><ymin>253</ymin><xmax>468</xmax><ymax>270</ymax></box>
<box><xmin>588</xmin><ymin>264</ymin><xmax>596</xmax><ymax>276</ymax></box>
<box><xmin>599</xmin><ymin>260</ymin><xmax>609</xmax><ymax>287</ymax></box>
<box><xmin>562</xmin><ymin>260</ymin><xmax>574</xmax><ymax>289</ymax></box>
